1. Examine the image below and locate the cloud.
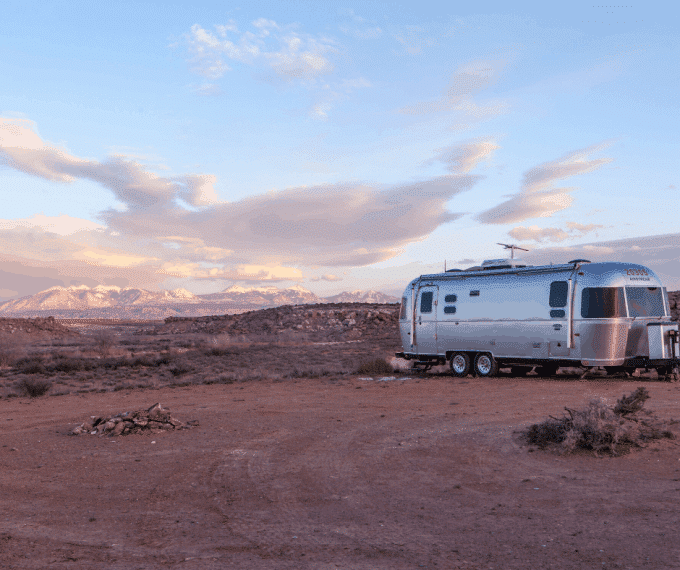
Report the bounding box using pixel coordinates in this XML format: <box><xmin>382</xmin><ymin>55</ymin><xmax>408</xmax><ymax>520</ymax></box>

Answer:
<box><xmin>310</xmin><ymin>274</ymin><xmax>342</xmax><ymax>282</ymax></box>
<box><xmin>424</xmin><ymin>138</ymin><xmax>500</xmax><ymax>174</ymax></box>
<box><xmin>0</xmin><ymin>118</ymin><xmax>221</xmax><ymax>208</ymax></box>
<box><xmin>185</xmin><ymin>20</ymin><xmax>336</xmax><ymax>83</ymax></box>
<box><xmin>508</xmin><ymin>222</ymin><xmax>604</xmax><ymax>243</ymax></box>
<box><xmin>101</xmin><ymin>174</ymin><xmax>479</xmax><ymax>268</ymax></box>
<box><xmin>475</xmin><ymin>142</ymin><xmax>614</xmax><ymax>224</ymax></box>
<box><xmin>1</xmin><ymin>119</ymin><xmax>483</xmax><ymax>282</ymax></box>
<box><xmin>194</xmin><ymin>83</ymin><xmax>223</xmax><ymax>96</ymax></box>
<box><xmin>399</xmin><ymin>59</ymin><xmax>508</xmax><ymax>116</ymax></box>
<box><xmin>0</xmin><ymin>213</ymin><xmax>105</xmax><ymax>236</ymax></box>
<box><xmin>516</xmin><ymin>232</ymin><xmax>680</xmax><ymax>290</ymax></box>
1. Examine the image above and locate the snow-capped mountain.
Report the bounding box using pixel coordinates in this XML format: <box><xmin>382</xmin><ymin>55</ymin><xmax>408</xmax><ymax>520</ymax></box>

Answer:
<box><xmin>324</xmin><ymin>290</ymin><xmax>399</xmax><ymax>304</ymax></box>
<box><xmin>0</xmin><ymin>284</ymin><xmax>398</xmax><ymax>318</ymax></box>
<box><xmin>0</xmin><ymin>285</ymin><xmax>200</xmax><ymax>313</ymax></box>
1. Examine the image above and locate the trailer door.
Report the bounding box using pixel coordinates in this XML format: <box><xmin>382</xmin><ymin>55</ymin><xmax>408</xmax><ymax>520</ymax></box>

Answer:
<box><xmin>415</xmin><ymin>286</ymin><xmax>438</xmax><ymax>355</ymax></box>
<box><xmin>548</xmin><ymin>280</ymin><xmax>570</xmax><ymax>356</ymax></box>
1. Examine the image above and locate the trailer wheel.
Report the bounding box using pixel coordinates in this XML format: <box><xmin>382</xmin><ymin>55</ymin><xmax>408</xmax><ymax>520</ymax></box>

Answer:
<box><xmin>450</xmin><ymin>352</ymin><xmax>471</xmax><ymax>377</ymax></box>
<box><xmin>474</xmin><ymin>353</ymin><xmax>499</xmax><ymax>378</ymax></box>
<box><xmin>657</xmin><ymin>365</ymin><xmax>679</xmax><ymax>381</ymax></box>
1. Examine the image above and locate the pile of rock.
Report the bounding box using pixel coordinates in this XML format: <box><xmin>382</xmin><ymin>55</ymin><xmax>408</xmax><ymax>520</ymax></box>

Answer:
<box><xmin>71</xmin><ymin>403</ymin><xmax>197</xmax><ymax>436</ymax></box>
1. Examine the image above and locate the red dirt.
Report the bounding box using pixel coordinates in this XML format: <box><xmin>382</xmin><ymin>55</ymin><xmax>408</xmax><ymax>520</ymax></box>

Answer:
<box><xmin>2</xmin><ymin>377</ymin><xmax>680</xmax><ymax>569</ymax></box>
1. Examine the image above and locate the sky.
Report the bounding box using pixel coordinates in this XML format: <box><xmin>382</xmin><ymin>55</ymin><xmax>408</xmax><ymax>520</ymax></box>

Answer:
<box><xmin>0</xmin><ymin>0</ymin><xmax>678</xmax><ymax>301</ymax></box>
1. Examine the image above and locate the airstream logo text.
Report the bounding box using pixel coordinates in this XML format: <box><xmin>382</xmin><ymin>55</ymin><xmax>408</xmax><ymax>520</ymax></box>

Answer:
<box><xmin>626</xmin><ymin>268</ymin><xmax>649</xmax><ymax>276</ymax></box>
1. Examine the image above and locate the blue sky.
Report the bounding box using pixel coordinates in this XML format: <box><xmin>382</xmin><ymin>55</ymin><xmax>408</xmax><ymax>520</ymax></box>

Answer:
<box><xmin>1</xmin><ymin>0</ymin><xmax>678</xmax><ymax>300</ymax></box>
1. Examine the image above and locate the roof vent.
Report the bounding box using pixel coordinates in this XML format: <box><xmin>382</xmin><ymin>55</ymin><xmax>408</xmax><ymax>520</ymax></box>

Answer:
<box><xmin>481</xmin><ymin>258</ymin><xmax>528</xmax><ymax>269</ymax></box>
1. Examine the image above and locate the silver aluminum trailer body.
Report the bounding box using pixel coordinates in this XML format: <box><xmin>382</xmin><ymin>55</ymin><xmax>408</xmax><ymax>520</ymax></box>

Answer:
<box><xmin>396</xmin><ymin>260</ymin><xmax>679</xmax><ymax>376</ymax></box>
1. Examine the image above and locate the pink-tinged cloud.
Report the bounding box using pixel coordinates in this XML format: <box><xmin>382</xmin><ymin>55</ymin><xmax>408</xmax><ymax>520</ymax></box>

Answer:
<box><xmin>1</xmin><ymin>118</ymin><xmax>483</xmax><ymax>279</ymax></box>
<box><xmin>423</xmin><ymin>138</ymin><xmax>500</xmax><ymax>174</ymax></box>
<box><xmin>475</xmin><ymin>142</ymin><xmax>614</xmax><ymax>224</ymax></box>
<box><xmin>508</xmin><ymin>222</ymin><xmax>605</xmax><ymax>243</ymax></box>
<box><xmin>0</xmin><ymin>119</ymin><xmax>220</xmax><ymax>207</ymax></box>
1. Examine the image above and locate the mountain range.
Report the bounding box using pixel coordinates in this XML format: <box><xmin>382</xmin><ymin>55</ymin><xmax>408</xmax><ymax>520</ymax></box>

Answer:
<box><xmin>0</xmin><ymin>284</ymin><xmax>399</xmax><ymax>319</ymax></box>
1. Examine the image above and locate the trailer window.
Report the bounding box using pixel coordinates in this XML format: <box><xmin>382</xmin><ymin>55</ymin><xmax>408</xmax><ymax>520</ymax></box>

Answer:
<box><xmin>444</xmin><ymin>294</ymin><xmax>457</xmax><ymax>303</ymax></box>
<box><xmin>399</xmin><ymin>297</ymin><xmax>407</xmax><ymax>320</ymax></box>
<box><xmin>444</xmin><ymin>306</ymin><xmax>457</xmax><ymax>314</ymax></box>
<box><xmin>581</xmin><ymin>287</ymin><xmax>626</xmax><ymax>318</ymax></box>
<box><xmin>549</xmin><ymin>281</ymin><xmax>568</xmax><ymax>307</ymax></box>
<box><xmin>420</xmin><ymin>291</ymin><xmax>433</xmax><ymax>313</ymax></box>
<box><xmin>626</xmin><ymin>287</ymin><xmax>666</xmax><ymax>317</ymax></box>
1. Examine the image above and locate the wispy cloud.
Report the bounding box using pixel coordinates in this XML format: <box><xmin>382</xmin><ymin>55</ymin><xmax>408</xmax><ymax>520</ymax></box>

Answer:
<box><xmin>338</xmin><ymin>9</ymin><xmax>382</xmax><ymax>39</ymax></box>
<box><xmin>423</xmin><ymin>138</ymin><xmax>500</xmax><ymax>174</ymax></box>
<box><xmin>185</xmin><ymin>19</ymin><xmax>337</xmax><ymax>84</ymax></box>
<box><xmin>397</xmin><ymin>58</ymin><xmax>509</xmax><ymax>132</ymax></box>
<box><xmin>399</xmin><ymin>59</ymin><xmax>508</xmax><ymax>116</ymax></box>
<box><xmin>0</xmin><ymin>118</ymin><xmax>221</xmax><ymax>207</ymax></box>
<box><xmin>310</xmin><ymin>274</ymin><xmax>342</xmax><ymax>282</ymax></box>
<box><xmin>508</xmin><ymin>222</ymin><xmax>605</xmax><ymax>243</ymax></box>
<box><xmin>475</xmin><ymin>142</ymin><xmax>614</xmax><ymax>224</ymax></box>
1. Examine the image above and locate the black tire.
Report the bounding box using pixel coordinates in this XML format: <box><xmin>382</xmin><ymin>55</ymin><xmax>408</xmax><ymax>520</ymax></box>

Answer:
<box><xmin>474</xmin><ymin>353</ymin><xmax>499</xmax><ymax>378</ymax></box>
<box><xmin>656</xmin><ymin>366</ymin><xmax>679</xmax><ymax>380</ymax></box>
<box><xmin>535</xmin><ymin>364</ymin><xmax>559</xmax><ymax>377</ymax></box>
<box><xmin>450</xmin><ymin>352</ymin><xmax>471</xmax><ymax>377</ymax></box>
<box><xmin>510</xmin><ymin>365</ymin><xmax>532</xmax><ymax>377</ymax></box>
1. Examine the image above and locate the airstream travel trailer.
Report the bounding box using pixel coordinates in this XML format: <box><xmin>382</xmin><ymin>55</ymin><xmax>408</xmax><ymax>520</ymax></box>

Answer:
<box><xmin>395</xmin><ymin>250</ymin><xmax>680</xmax><ymax>379</ymax></box>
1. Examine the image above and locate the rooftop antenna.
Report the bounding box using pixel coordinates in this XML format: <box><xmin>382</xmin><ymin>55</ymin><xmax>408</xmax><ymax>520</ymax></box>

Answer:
<box><xmin>497</xmin><ymin>243</ymin><xmax>529</xmax><ymax>260</ymax></box>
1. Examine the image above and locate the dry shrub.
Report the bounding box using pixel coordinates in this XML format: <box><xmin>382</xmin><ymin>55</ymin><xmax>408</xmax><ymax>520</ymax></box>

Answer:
<box><xmin>15</xmin><ymin>377</ymin><xmax>52</xmax><ymax>398</ymax></box>
<box><xmin>14</xmin><ymin>355</ymin><xmax>47</xmax><ymax>374</ymax></box>
<box><xmin>0</xmin><ymin>333</ymin><xmax>27</xmax><ymax>367</ymax></box>
<box><xmin>170</xmin><ymin>362</ymin><xmax>193</xmax><ymax>377</ymax></box>
<box><xmin>525</xmin><ymin>387</ymin><xmax>676</xmax><ymax>456</ymax></box>
<box><xmin>92</xmin><ymin>330</ymin><xmax>115</xmax><ymax>357</ymax></box>
<box><xmin>356</xmin><ymin>358</ymin><xmax>394</xmax><ymax>375</ymax></box>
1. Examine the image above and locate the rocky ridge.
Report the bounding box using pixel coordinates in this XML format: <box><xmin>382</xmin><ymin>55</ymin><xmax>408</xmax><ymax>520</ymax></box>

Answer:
<box><xmin>155</xmin><ymin>303</ymin><xmax>401</xmax><ymax>339</ymax></box>
<box><xmin>0</xmin><ymin>316</ymin><xmax>80</xmax><ymax>337</ymax></box>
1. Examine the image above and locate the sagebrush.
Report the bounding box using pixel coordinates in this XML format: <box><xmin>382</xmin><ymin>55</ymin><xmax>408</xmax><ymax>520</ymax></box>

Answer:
<box><xmin>524</xmin><ymin>387</ymin><xmax>676</xmax><ymax>456</ymax></box>
<box><xmin>15</xmin><ymin>377</ymin><xmax>52</xmax><ymax>398</ymax></box>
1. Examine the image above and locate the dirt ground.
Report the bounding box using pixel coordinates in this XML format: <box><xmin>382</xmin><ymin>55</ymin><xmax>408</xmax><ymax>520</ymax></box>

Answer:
<box><xmin>2</xmin><ymin>365</ymin><xmax>680</xmax><ymax>569</ymax></box>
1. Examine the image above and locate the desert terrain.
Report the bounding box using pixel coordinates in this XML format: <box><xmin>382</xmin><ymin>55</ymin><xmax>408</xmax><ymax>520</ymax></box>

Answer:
<box><xmin>1</xmin><ymin>303</ymin><xmax>680</xmax><ymax>569</ymax></box>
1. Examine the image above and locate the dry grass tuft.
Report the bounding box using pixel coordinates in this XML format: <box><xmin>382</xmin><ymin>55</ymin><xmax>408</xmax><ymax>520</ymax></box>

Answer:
<box><xmin>524</xmin><ymin>387</ymin><xmax>676</xmax><ymax>456</ymax></box>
